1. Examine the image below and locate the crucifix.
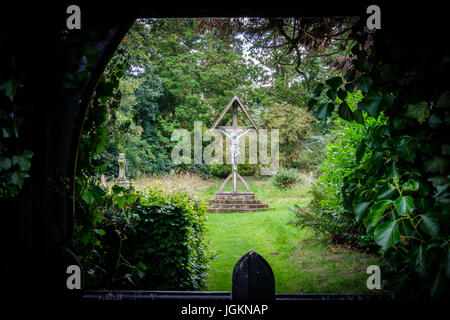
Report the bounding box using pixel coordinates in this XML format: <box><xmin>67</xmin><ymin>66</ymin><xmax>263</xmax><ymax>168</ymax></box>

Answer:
<box><xmin>210</xmin><ymin>96</ymin><xmax>259</xmax><ymax>193</ymax></box>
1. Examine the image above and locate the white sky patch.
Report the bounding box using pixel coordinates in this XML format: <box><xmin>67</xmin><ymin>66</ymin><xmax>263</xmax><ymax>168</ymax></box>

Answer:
<box><xmin>237</xmin><ymin>33</ymin><xmax>274</xmax><ymax>88</ymax></box>
<box><xmin>128</xmin><ymin>64</ymin><xmax>145</xmax><ymax>76</ymax></box>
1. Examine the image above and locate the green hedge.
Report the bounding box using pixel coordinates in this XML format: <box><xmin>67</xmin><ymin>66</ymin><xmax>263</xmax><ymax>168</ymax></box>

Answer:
<box><xmin>126</xmin><ymin>188</ymin><xmax>208</xmax><ymax>290</ymax></box>
<box><xmin>73</xmin><ymin>186</ymin><xmax>209</xmax><ymax>290</ymax></box>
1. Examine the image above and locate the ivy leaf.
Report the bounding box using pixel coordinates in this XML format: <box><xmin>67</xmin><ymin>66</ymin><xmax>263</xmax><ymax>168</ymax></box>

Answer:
<box><xmin>376</xmin><ymin>184</ymin><xmax>396</xmax><ymax>200</ymax></box>
<box><xmin>344</xmin><ymin>69</ymin><xmax>356</xmax><ymax>82</ymax></box>
<box><xmin>338</xmin><ymin>101</ymin><xmax>353</xmax><ymax>122</ymax></box>
<box><xmin>307</xmin><ymin>98</ymin><xmax>318</xmax><ymax>109</ymax></box>
<box><xmin>405</xmin><ymin>101</ymin><xmax>430</xmax><ymax>124</ymax></box>
<box><xmin>442</xmin><ymin>145</ymin><xmax>450</xmax><ymax>155</ymax></box>
<box><xmin>397</xmin><ymin>136</ymin><xmax>416</xmax><ymax>163</ymax></box>
<box><xmin>0</xmin><ymin>157</ymin><xmax>12</xmax><ymax>171</ymax></box>
<box><xmin>0</xmin><ymin>79</ymin><xmax>23</xmax><ymax>102</ymax></box>
<box><xmin>368</xmin><ymin>200</ymin><xmax>393</xmax><ymax>227</ymax></box>
<box><xmin>90</xmin><ymin>185</ymin><xmax>107</xmax><ymax>204</ymax></box>
<box><xmin>402</xmin><ymin>179</ymin><xmax>419</xmax><ymax>192</ymax></box>
<box><xmin>393</xmin><ymin>117</ymin><xmax>406</xmax><ymax>129</ymax></box>
<box><xmin>136</xmin><ymin>261</ymin><xmax>148</xmax><ymax>271</ymax></box>
<box><xmin>358</xmin><ymin>91</ymin><xmax>382</xmax><ymax>116</ymax></box>
<box><xmin>12</xmin><ymin>154</ymin><xmax>31</xmax><ymax>171</ymax></box>
<box><xmin>394</xmin><ymin>196</ymin><xmax>415</xmax><ymax>216</ymax></box>
<box><xmin>436</xmin><ymin>91</ymin><xmax>450</xmax><ymax>108</ymax></box>
<box><xmin>430</xmin><ymin>268</ymin><xmax>445</xmax><ymax>298</ymax></box>
<box><xmin>353</xmin><ymin>110</ymin><xmax>364</xmax><ymax>124</ymax></box>
<box><xmin>355</xmin><ymin>201</ymin><xmax>371</xmax><ymax>222</ymax></box>
<box><xmin>424</xmin><ymin>156</ymin><xmax>448</xmax><ymax>174</ymax></box>
<box><xmin>434</xmin><ymin>183</ymin><xmax>448</xmax><ymax>198</ymax></box>
<box><xmin>428</xmin><ymin>113</ymin><xmax>443</xmax><ymax>129</ymax></box>
<box><xmin>22</xmin><ymin>150</ymin><xmax>33</xmax><ymax>159</ymax></box>
<box><xmin>428</xmin><ymin>176</ymin><xmax>446</xmax><ymax>188</ymax></box>
<box><xmin>315</xmin><ymin>102</ymin><xmax>334</xmax><ymax>121</ymax></box>
<box><xmin>444</xmin><ymin>250</ymin><xmax>450</xmax><ymax>278</ymax></box>
<box><xmin>114</xmin><ymin>195</ymin><xmax>127</xmax><ymax>208</ymax></box>
<box><xmin>82</xmin><ymin>190</ymin><xmax>95</xmax><ymax>206</ymax></box>
<box><xmin>435</xmin><ymin>192</ymin><xmax>450</xmax><ymax>207</ymax></box>
<box><xmin>420</xmin><ymin>214</ymin><xmax>440</xmax><ymax>237</ymax></box>
<box><xmin>374</xmin><ymin>220</ymin><xmax>400</xmax><ymax>250</ymax></box>
<box><xmin>356</xmin><ymin>142</ymin><xmax>366</xmax><ymax>162</ymax></box>
<box><xmin>80</xmin><ymin>233</ymin><xmax>91</xmax><ymax>246</ymax></box>
<box><xmin>337</xmin><ymin>88</ymin><xmax>347</xmax><ymax>101</ymax></box>
<box><xmin>326</xmin><ymin>88</ymin><xmax>337</xmax><ymax>101</ymax></box>
<box><xmin>112</xmin><ymin>184</ymin><xmax>125</xmax><ymax>194</ymax></box>
<box><xmin>9</xmin><ymin>171</ymin><xmax>29</xmax><ymax>188</ymax></box>
<box><xmin>2</xmin><ymin>127</ymin><xmax>11</xmax><ymax>138</ymax></box>
<box><xmin>388</xmin><ymin>161</ymin><xmax>400</xmax><ymax>179</ymax></box>
<box><xmin>313</xmin><ymin>83</ymin><xmax>325</xmax><ymax>97</ymax></box>
<box><xmin>325</xmin><ymin>76</ymin><xmax>342</xmax><ymax>91</ymax></box>
<box><xmin>412</xmin><ymin>246</ymin><xmax>427</xmax><ymax>277</ymax></box>
<box><xmin>381</xmin><ymin>93</ymin><xmax>394</xmax><ymax>110</ymax></box>
<box><xmin>355</xmin><ymin>75</ymin><xmax>373</xmax><ymax>93</ymax></box>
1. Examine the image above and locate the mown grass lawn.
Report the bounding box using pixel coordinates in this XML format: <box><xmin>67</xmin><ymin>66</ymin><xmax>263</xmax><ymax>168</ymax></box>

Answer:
<box><xmin>199</xmin><ymin>176</ymin><xmax>381</xmax><ymax>294</ymax></box>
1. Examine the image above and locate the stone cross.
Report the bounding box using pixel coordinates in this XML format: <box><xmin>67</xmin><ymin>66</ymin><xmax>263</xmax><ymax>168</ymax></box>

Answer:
<box><xmin>210</xmin><ymin>96</ymin><xmax>259</xmax><ymax>193</ymax></box>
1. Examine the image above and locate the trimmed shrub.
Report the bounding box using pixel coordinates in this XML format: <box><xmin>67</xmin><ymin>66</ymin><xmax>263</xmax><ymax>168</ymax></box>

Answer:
<box><xmin>209</xmin><ymin>163</ymin><xmax>257</xmax><ymax>178</ymax></box>
<box><xmin>209</xmin><ymin>164</ymin><xmax>231</xmax><ymax>178</ymax></box>
<box><xmin>74</xmin><ymin>186</ymin><xmax>209</xmax><ymax>290</ymax></box>
<box><xmin>272</xmin><ymin>168</ymin><xmax>300</xmax><ymax>189</ymax></box>
<box><xmin>126</xmin><ymin>188</ymin><xmax>208</xmax><ymax>290</ymax></box>
<box><xmin>237</xmin><ymin>163</ymin><xmax>257</xmax><ymax>176</ymax></box>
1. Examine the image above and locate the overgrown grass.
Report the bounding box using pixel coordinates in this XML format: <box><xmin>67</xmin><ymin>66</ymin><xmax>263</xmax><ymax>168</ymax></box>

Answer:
<box><xmin>131</xmin><ymin>173</ymin><xmax>381</xmax><ymax>294</ymax></box>
<box><xmin>120</xmin><ymin>171</ymin><xmax>214</xmax><ymax>199</ymax></box>
<box><xmin>199</xmin><ymin>176</ymin><xmax>380</xmax><ymax>293</ymax></box>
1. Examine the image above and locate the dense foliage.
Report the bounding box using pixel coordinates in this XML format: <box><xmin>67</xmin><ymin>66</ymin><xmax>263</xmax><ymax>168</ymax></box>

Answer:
<box><xmin>311</xmin><ymin>26</ymin><xmax>450</xmax><ymax>298</ymax></box>
<box><xmin>244</xmin><ymin>17</ymin><xmax>450</xmax><ymax>299</ymax></box>
<box><xmin>72</xmin><ymin>36</ymin><xmax>210</xmax><ymax>289</ymax></box>
<box><xmin>261</xmin><ymin>102</ymin><xmax>316</xmax><ymax>168</ymax></box>
<box><xmin>291</xmin><ymin>111</ymin><xmax>386</xmax><ymax>249</ymax></box>
<box><xmin>97</xmin><ymin>19</ymin><xmax>261</xmax><ymax>177</ymax></box>
<box><xmin>93</xmin><ymin>18</ymin><xmax>337</xmax><ymax>179</ymax></box>
<box><xmin>0</xmin><ymin>54</ymin><xmax>33</xmax><ymax>199</ymax></box>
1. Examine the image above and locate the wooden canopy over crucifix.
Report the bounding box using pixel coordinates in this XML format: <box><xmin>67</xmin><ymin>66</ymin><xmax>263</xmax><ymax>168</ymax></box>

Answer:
<box><xmin>210</xmin><ymin>95</ymin><xmax>259</xmax><ymax>193</ymax></box>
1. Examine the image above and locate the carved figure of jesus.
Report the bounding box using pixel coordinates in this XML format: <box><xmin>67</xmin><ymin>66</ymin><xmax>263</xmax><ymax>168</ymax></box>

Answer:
<box><xmin>221</xmin><ymin>129</ymin><xmax>250</xmax><ymax>171</ymax></box>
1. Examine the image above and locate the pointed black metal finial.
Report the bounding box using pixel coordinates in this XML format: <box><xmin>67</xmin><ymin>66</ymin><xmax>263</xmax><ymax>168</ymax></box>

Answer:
<box><xmin>232</xmin><ymin>251</ymin><xmax>275</xmax><ymax>301</ymax></box>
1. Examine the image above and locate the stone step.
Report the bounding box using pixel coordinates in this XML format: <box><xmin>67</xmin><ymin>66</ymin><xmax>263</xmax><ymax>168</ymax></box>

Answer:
<box><xmin>209</xmin><ymin>203</ymin><xmax>269</xmax><ymax>210</ymax></box>
<box><xmin>208</xmin><ymin>207</ymin><xmax>273</xmax><ymax>213</ymax></box>
<box><xmin>207</xmin><ymin>192</ymin><xmax>271</xmax><ymax>213</ymax></box>
<box><xmin>207</xmin><ymin>199</ymin><xmax>262</xmax><ymax>205</ymax></box>
<box><xmin>213</xmin><ymin>192</ymin><xmax>255</xmax><ymax>200</ymax></box>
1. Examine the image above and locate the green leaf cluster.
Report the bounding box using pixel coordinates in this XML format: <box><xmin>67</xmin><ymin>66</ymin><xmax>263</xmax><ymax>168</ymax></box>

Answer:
<box><xmin>313</xmin><ymin>33</ymin><xmax>450</xmax><ymax>298</ymax></box>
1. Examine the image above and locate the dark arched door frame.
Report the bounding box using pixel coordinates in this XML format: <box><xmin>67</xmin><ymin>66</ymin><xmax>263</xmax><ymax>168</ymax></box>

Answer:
<box><xmin>2</xmin><ymin>3</ymin><xmax>370</xmax><ymax>301</ymax></box>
